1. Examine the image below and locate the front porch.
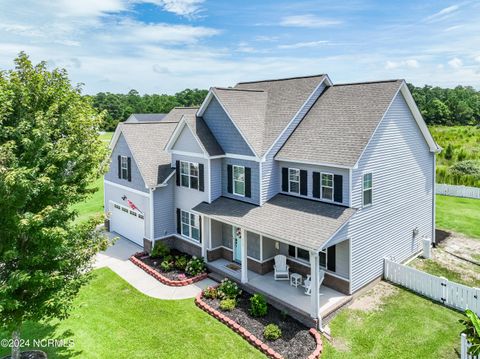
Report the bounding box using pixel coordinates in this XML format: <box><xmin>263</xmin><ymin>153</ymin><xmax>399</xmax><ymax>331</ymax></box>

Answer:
<box><xmin>208</xmin><ymin>258</ymin><xmax>350</xmax><ymax>326</ymax></box>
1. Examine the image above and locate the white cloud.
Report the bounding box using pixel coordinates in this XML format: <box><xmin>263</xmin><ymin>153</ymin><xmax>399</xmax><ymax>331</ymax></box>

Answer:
<box><xmin>143</xmin><ymin>0</ymin><xmax>205</xmax><ymax>18</ymax></box>
<box><xmin>425</xmin><ymin>5</ymin><xmax>459</xmax><ymax>23</ymax></box>
<box><xmin>474</xmin><ymin>55</ymin><xmax>480</xmax><ymax>63</ymax></box>
<box><xmin>448</xmin><ymin>57</ymin><xmax>463</xmax><ymax>69</ymax></box>
<box><xmin>54</xmin><ymin>0</ymin><xmax>127</xmax><ymax>17</ymax></box>
<box><xmin>385</xmin><ymin>59</ymin><xmax>419</xmax><ymax>70</ymax></box>
<box><xmin>278</xmin><ymin>40</ymin><xmax>328</xmax><ymax>49</ymax></box>
<box><xmin>107</xmin><ymin>20</ymin><xmax>219</xmax><ymax>44</ymax></box>
<box><xmin>280</xmin><ymin>15</ymin><xmax>341</xmax><ymax>28</ymax></box>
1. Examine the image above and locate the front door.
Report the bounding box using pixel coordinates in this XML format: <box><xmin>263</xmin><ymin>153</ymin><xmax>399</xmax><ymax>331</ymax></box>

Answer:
<box><xmin>233</xmin><ymin>226</ymin><xmax>242</xmax><ymax>263</ymax></box>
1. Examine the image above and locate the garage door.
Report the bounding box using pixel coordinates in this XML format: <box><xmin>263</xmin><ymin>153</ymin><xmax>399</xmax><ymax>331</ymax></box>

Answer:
<box><xmin>110</xmin><ymin>201</ymin><xmax>145</xmax><ymax>246</ymax></box>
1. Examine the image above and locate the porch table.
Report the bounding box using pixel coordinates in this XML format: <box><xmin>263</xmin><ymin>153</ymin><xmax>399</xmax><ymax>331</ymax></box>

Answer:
<box><xmin>290</xmin><ymin>273</ymin><xmax>302</xmax><ymax>287</ymax></box>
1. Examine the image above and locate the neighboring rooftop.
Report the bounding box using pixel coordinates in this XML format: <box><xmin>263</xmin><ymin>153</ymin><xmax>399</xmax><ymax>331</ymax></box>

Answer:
<box><xmin>276</xmin><ymin>80</ymin><xmax>404</xmax><ymax>167</ymax></box>
<box><xmin>163</xmin><ymin>107</ymin><xmax>199</xmax><ymax>122</ymax></box>
<box><xmin>193</xmin><ymin>194</ymin><xmax>356</xmax><ymax>250</ymax></box>
<box><xmin>126</xmin><ymin>113</ymin><xmax>167</xmax><ymax>123</ymax></box>
<box><xmin>118</xmin><ymin>121</ymin><xmax>179</xmax><ymax>188</ymax></box>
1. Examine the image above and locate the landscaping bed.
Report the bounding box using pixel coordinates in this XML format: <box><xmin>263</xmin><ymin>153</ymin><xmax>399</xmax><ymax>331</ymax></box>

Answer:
<box><xmin>130</xmin><ymin>242</ymin><xmax>207</xmax><ymax>286</ymax></box>
<box><xmin>197</xmin><ymin>280</ymin><xmax>320</xmax><ymax>359</ymax></box>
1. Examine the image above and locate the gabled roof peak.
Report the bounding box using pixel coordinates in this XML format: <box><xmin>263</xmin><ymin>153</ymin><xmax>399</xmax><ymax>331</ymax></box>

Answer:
<box><xmin>213</xmin><ymin>87</ymin><xmax>265</xmax><ymax>93</ymax></box>
<box><xmin>334</xmin><ymin>79</ymin><xmax>403</xmax><ymax>87</ymax></box>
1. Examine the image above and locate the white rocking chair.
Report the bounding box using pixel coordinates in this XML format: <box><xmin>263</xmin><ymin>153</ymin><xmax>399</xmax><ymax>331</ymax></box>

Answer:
<box><xmin>273</xmin><ymin>255</ymin><xmax>290</xmax><ymax>280</ymax></box>
<box><xmin>303</xmin><ymin>270</ymin><xmax>325</xmax><ymax>295</ymax></box>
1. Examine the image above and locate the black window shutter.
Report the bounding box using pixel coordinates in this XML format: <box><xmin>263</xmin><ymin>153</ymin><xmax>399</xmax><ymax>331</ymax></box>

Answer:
<box><xmin>175</xmin><ymin>160</ymin><xmax>180</xmax><ymax>186</ymax></box>
<box><xmin>300</xmin><ymin>170</ymin><xmax>307</xmax><ymax>196</ymax></box>
<box><xmin>199</xmin><ymin>164</ymin><xmax>204</xmax><ymax>192</ymax></box>
<box><xmin>334</xmin><ymin>175</ymin><xmax>343</xmax><ymax>203</ymax></box>
<box><xmin>245</xmin><ymin>167</ymin><xmax>251</xmax><ymax>198</ymax></box>
<box><xmin>327</xmin><ymin>245</ymin><xmax>336</xmax><ymax>272</ymax></box>
<box><xmin>227</xmin><ymin>165</ymin><xmax>233</xmax><ymax>194</ymax></box>
<box><xmin>281</xmin><ymin>168</ymin><xmax>288</xmax><ymax>192</ymax></box>
<box><xmin>117</xmin><ymin>155</ymin><xmax>121</xmax><ymax>178</ymax></box>
<box><xmin>127</xmin><ymin>157</ymin><xmax>132</xmax><ymax>182</ymax></box>
<box><xmin>312</xmin><ymin>172</ymin><xmax>320</xmax><ymax>198</ymax></box>
<box><xmin>199</xmin><ymin>216</ymin><xmax>202</xmax><ymax>243</ymax></box>
<box><xmin>176</xmin><ymin>208</ymin><xmax>181</xmax><ymax>234</ymax></box>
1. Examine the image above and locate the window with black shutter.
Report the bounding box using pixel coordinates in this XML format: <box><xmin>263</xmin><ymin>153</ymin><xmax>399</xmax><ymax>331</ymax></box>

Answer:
<box><xmin>312</xmin><ymin>172</ymin><xmax>320</xmax><ymax>198</ymax></box>
<box><xmin>334</xmin><ymin>174</ymin><xmax>343</xmax><ymax>203</ymax></box>
<box><xmin>199</xmin><ymin>164</ymin><xmax>204</xmax><ymax>192</ymax></box>
<box><xmin>281</xmin><ymin>167</ymin><xmax>288</xmax><ymax>192</ymax></box>
<box><xmin>245</xmin><ymin>167</ymin><xmax>251</xmax><ymax>198</ymax></box>
<box><xmin>300</xmin><ymin>170</ymin><xmax>307</xmax><ymax>196</ymax></box>
<box><xmin>227</xmin><ymin>165</ymin><xmax>233</xmax><ymax>193</ymax></box>
<box><xmin>327</xmin><ymin>245</ymin><xmax>336</xmax><ymax>272</ymax></box>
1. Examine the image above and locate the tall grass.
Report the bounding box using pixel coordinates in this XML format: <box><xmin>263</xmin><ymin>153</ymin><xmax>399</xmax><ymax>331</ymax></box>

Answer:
<box><xmin>430</xmin><ymin>126</ymin><xmax>480</xmax><ymax>187</ymax></box>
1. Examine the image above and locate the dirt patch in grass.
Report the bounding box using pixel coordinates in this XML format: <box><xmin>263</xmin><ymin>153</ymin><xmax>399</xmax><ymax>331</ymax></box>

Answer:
<box><xmin>411</xmin><ymin>230</ymin><xmax>480</xmax><ymax>287</ymax></box>
<box><xmin>348</xmin><ymin>281</ymin><xmax>399</xmax><ymax>312</ymax></box>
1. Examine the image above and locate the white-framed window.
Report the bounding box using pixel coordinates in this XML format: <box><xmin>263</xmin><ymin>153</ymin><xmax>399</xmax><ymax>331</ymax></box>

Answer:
<box><xmin>288</xmin><ymin>245</ymin><xmax>310</xmax><ymax>262</ymax></box>
<box><xmin>288</xmin><ymin>168</ymin><xmax>300</xmax><ymax>194</ymax></box>
<box><xmin>233</xmin><ymin>165</ymin><xmax>245</xmax><ymax>196</ymax></box>
<box><xmin>321</xmin><ymin>173</ymin><xmax>333</xmax><ymax>201</ymax></box>
<box><xmin>363</xmin><ymin>173</ymin><xmax>373</xmax><ymax>207</ymax></box>
<box><xmin>180</xmin><ymin>161</ymin><xmax>199</xmax><ymax>190</ymax></box>
<box><xmin>120</xmin><ymin>156</ymin><xmax>128</xmax><ymax>179</ymax></box>
<box><xmin>181</xmin><ymin>210</ymin><xmax>200</xmax><ymax>242</ymax></box>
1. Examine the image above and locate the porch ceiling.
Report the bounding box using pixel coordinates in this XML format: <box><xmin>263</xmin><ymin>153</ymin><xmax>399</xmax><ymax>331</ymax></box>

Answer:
<box><xmin>193</xmin><ymin>194</ymin><xmax>356</xmax><ymax>250</ymax></box>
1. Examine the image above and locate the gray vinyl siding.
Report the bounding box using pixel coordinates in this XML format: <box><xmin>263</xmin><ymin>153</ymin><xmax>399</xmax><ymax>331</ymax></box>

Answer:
<box><xmin>153</xmin><ymin>179</ymin><xmax>175</xmax><ymax>238</ymax></box>
<box><xmin>261</xmin><ymin>82</ymin><xmax>327</xmax><ymax>204</ymax></box>
<box><xmin>247</xmin><ymin>231</ymin><xmax>261</xmax><ymax>260</ymax></box>
<box><xmin>222</xmin><ymin>222</ymin><xmax>233</xmax><ymax>248</ymax></box>
<box><xmin>105</xmin><ymin>133</ymin><xmax>148</xmax><ymax>193</ymax></box>
<box><xmin>172</xmin><ymin>153</ymin><xmax>210</xmax><ymax>212</ymax></box>
<box><xmin>211</xmin><ymin>219</ymin><xmax>223</xmax><ymax>248</ymax></box>
<box><xmin>277</xmin><ymin>161</ymin><xmax>350</xmax><ymax>206</ymax></box>
<box><xmin>223</xmin><ymin>158</ymin><xmax>260</xmax><ymax>205</ymax></box>
<box><xmin>333</xmin><ymin>92</ymin><xmax>434</xmax><ymax>293</ymax></box>
<box><xmin>202</xmin><ymin>97</ymin><xmax>255</xmax><ymax>156</ymax></box>
<box><xmin>104</xmin><ymin>181</ymin><xmax>150</xmax><ymax>239</ymax></box>
<box><xmin>210</xmin><ymin>158</ymin><xmax>222</xmax><ymax>202</ymax></box>
<box><xmin>172</xmin><ymin>125</ymin><xmax>204</xmax><ymax>154</ymax></box>
<box><xmin>334</xmin><ymin>240</ymin><xmax>350</xmax><ymax>279</ymax></box>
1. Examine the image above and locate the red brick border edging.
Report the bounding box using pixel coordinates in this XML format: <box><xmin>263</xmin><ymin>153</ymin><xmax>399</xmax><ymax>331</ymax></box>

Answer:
<box><xmin>129</xmin><ymin>252</ymin><xmax>208</xmax><ymax>287</ymax></box>
<box><xmin>195</xmin><ymin>291</ymin><xmax>323</xmax><ymax>359</ymax></box>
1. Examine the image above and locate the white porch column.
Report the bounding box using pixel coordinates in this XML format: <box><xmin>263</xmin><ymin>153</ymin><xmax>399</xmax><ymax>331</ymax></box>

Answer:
<box><xmin>309</xmin><ymin>251</ymin><xmax>320</xmax><ymax>320</ymax></box>
<box><xmin>201</xmin><ymin>216</ymin><xmax>208</xmax><ymax>259</ymax></box>
<box><xmin>241</xmin><ymin>228</ymin><xmax>248</xmax><ymax>283</ymax></box>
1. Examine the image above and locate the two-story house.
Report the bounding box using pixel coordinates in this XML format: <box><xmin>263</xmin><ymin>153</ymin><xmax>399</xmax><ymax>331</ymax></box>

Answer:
<box><xmin>104</xmin><ymin>75</ymin><xmax>440</xmax><ymax>327</ymax></box>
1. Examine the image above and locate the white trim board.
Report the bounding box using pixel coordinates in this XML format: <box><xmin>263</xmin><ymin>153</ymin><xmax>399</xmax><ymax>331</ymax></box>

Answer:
<box><xmin>104</xmin><ymin>179</ymin><xmax>149</xmax><ymax>197</ymax></box>
<box><xmin>275</xmin><ymin>157</ymin><xmax>353</xmax><ymax>170</ymax></box>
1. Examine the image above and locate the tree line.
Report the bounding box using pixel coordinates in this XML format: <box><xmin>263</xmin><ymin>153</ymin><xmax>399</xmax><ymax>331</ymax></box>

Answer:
<box><xmin>89</xmin><ymin>84</ymin><xmax>480</xmax><ymax>131</ymax></box>
<box><xmin>88</xmin><ymin>88</ymin><xmax>208</xmax><ymax>131</ymax></box>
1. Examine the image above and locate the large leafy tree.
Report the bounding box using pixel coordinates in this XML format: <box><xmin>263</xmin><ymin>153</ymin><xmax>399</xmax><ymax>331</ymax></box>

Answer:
<box><xmin>0</xmin><ymin>53</ymin><xmax>108</xmax><ymax>358</ymax></box>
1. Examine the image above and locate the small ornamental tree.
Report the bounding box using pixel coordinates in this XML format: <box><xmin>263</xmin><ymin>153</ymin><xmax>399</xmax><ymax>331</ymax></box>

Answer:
<box><xmin>0</xmin><ymin>53</ymin><xmax>109</xmax><ymax>359</ymax></box>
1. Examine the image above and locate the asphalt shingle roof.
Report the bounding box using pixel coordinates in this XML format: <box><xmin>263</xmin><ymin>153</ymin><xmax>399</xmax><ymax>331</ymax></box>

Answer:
<box><xmin>162</xmin><ymin>107</ymin><xmax>199</xmax><ymax>122</ymax></box>
<box><xmin>126</xmin><ymin>113</ymin><xmax>167</xmax><ymax>122</ymax></box>
<box><xmin>193</xmin><ymin>194</ymin><xmax>356</xmax><ymax>250</ymax></box>
<box><xmin>209</xmin><ymin>75</ymin><xmax>326</xmax><ymax>157</ymax></box>
<box><xmin>276</xmin><ymin>80</ymin><xmax>404</xmax><ymax>167</ymax></box>
<box><xmin>119</xmin><ymin>121</ymin><xmax>179</xmax><ymax>188</ymax></box>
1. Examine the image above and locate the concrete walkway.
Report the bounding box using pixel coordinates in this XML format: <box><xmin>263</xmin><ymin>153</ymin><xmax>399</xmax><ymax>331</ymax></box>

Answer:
<box><xmin>95</xmin><ymin>233</ymin><xmax>216</xmax><ymax>300</ymax></box>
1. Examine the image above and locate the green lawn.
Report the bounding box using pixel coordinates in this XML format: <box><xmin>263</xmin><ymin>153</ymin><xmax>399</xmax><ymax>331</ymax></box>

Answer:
<box><xmin>436</xmin><ymin>194</ymin><xmax>480</xmax><ymax>239</ymax></box>
<box><xmin>323</xmin><ymin>285</ymin><xmax>464</xmax><ymax>359</ymax></box>
<box><xmin>0</xmin><ymin>268</ymin><xmax>264</xmax><ymax>359</ymax></box>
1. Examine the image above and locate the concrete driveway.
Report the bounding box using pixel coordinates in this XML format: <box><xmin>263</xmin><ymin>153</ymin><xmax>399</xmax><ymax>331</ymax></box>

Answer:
<box><xmin>95</xmin><ymin>232</ymin><xmax>216</xmax><ymax>300</ymax></box>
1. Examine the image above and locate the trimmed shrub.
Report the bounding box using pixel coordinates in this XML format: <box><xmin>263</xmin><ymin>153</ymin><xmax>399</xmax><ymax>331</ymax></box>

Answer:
<box><xmin>263</xmin><ymin>324</ymin><xmax>282</xmax><ymax>341</ymax></box>
<box><xmin>203</xmin><ymin>286</ymin><xmax>218</xmax><ymax>299</ymax></box>
<box><xmin>174</xmin><ymin>255</ymin><xmax>188</xmax><ymax>271</ymax></box>
<box><xmin>219</xmin><ymin>298</ymin><xmax>236</xmax><ymax>311</ymax></box>
<box><xmin>249</xmin><ymin>293</ymin><xmax>268</xmax><ymax>317</ymax></box>
<box><xmin>451</xmin><ymin>160</ymin><xmax>480</xmax><ymax>176</ymax></box>
<box><xmin>151</xmin><ymin>242</ymin><xmax>170</xmax><ymax>259</ymax></box>
<box><xmin>218</xmin><ymin>278</ymin><xmax>242</xmax><ymax>299</ymax></box>
<box><xmin>185</xmin><ymin>256</ymin><xmax>206</xmax><ymax>276</ymax></box>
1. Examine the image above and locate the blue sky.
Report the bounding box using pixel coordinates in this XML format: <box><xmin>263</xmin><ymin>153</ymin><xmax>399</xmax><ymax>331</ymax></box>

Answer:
<box><xmin>1</xmin><ymin>0</ymin><xmax>479</xmax><ymax>94</ymax></box>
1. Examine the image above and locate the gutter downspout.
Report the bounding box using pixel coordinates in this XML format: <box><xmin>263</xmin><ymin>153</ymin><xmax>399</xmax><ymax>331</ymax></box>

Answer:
<box><xmin>149</xmin><ymin>188</ymin><xmax>154</xmax><ymax>246</ymax></box>
<box><xmin>432</xmin><ymin>153</ymin><xmax>436</xmax><ymax>246</ymax></box>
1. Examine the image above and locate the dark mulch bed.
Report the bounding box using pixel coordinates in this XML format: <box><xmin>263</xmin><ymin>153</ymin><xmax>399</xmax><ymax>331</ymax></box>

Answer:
<box><xmin>204</xmin><ymin>292</ymin><xmax>315</xmax><ymax>359</ymax></box>
<box><xmin>1</xmin><ymin>351</ymin><xmax>47</xmax><ymax>359</ymax></box>
<box><xmin>137</xmin><ymin>249</ymin><xmax>196</xmax><ymax>281</ymax></box>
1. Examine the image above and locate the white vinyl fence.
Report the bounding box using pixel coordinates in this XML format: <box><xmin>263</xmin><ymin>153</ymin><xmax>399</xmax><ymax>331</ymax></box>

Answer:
<box><xmin>461</xmin><ymin>333</ymin><xmax>479</xmax><ymax>359</ymax></box>
<box><xmin>436</xmin><ymin>183</ymin><xmax>480</xmax><ymax>199</ymax></box>
<box><xmin>384</xmin><ymin>258</ymin><xmax>480</xmax><ymax>316</ymax></box>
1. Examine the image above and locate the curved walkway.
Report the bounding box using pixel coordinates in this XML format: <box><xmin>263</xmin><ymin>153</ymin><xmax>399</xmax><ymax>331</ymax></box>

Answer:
<box><xmin>95</xmin><ymin>233</ymin><xmax>216</xmax><ymax>300</ymax></box>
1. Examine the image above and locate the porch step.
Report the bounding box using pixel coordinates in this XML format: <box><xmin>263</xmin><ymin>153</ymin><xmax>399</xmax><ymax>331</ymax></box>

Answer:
<box><xmin>207</xmin><ymin>271</ymin><xmax>224</xmax><ymax>283</ymax></box>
